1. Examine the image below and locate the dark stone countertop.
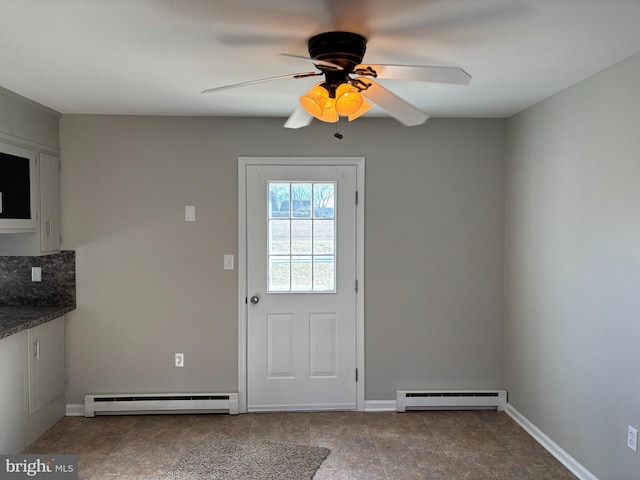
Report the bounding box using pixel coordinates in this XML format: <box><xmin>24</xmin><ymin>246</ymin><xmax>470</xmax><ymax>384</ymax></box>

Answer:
<box><xmin>0</xmin><ymin>304</ymin><xmax>76</xmax><ymax>340</ymax></box>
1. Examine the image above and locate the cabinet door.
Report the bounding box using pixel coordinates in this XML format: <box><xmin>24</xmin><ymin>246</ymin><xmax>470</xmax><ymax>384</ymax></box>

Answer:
<box><xmin>0</xmin><ymin>142</ymin><xmax>38</xmax><ymax>233</ymax></box>
<box><xmin>28</xmin><ymin>317</ymin><xmax>65</xmax><ymax>415</ymax></box>
<box><xmin>39</xmin><ymin>152</ymin><xmax>60</xmax><ymax>253</ymax></box>
<box><xmin>0</xmin><ymin>331</ymin><xmax>27</xmax><ymax>453</ymax></box>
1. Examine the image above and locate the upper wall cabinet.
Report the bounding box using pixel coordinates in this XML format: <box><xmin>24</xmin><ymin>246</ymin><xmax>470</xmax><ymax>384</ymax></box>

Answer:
<box><xmin>0</xmin><ymin>142</ymin><xmax>38</xmax><ymax>232</ymax></box>
<box><xmin>0</xmin><ymin>140</ymin><xmax>61</xmax><ymax>256</ymax></box>
<box><xmin>38</xmin><ymin>152</ymin><xmax>61</xmax><ymax>254</ymax></box>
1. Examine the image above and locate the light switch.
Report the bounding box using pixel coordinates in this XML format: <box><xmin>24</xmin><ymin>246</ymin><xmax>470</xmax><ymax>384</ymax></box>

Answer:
<box><xmin>31</xmin><ymin>267</ymin><xmax>42</xmax><ymax>282</ymax></box>
<box><xmin>185</xmin><ymin>206</ymin><xmax>196</xmax><ymax>222</ymax></box>
<box><xmin>224</xmin><ymin>255</ymin><xmax>234</xmax><ymax>270</ymax></box>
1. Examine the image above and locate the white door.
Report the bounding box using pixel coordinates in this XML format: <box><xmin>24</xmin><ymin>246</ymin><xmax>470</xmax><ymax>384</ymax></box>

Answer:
<box><xmin>246</xmin><ymin>164</ymin><xmax>357</xmax><ymax>411</ymax></box>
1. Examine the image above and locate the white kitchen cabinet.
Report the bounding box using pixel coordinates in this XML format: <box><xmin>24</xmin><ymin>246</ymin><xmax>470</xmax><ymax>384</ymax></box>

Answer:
<box><xmin>0</xmin><ymin>142</ymin><xmax>38</xmax><ymax>233</ymax></box>
<box><xmin>0</xmin><ymin>148</ymin><xmax>61</xmax><ymax>256</ymax></box>
<box><xmin>26</xmin><ymin>316</ymin><xmax>66</xmax><ymax>445</ymax></box>
<box><xmin>0</xmin><ymin>317</ymin><xmax>66</xmax><ymax>452</ymax></box>
<box><xmin>0</xmin><ymin>330</ymin><xmax>27</xmax><ymax>454</ymax></box>
<box><xmin>38</xmin><ymin>152</ymin><xmax>61</xmax><ymax>254</ymax></box>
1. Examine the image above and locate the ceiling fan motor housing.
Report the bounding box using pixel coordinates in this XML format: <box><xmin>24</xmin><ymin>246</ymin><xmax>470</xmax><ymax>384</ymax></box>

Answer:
<box><xmin>308</xmin><ymin>31</ymin><xmax>367</xmax><ymax>72</ymax></box>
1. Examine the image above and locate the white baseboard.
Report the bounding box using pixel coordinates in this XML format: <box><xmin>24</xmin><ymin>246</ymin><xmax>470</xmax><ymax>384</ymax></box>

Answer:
<box><xmin>506</xmin><ymin>403</ymin><xmax>598</xmax><ymax>480</ymax></box>
<box><xmin>364</xmin><ymin>400</ymin><xmax>396</xmax><ymax>412</ymax></box>
<box><xmin>65</xmin><ymin>404</ymin><xmax>85</xmax><ymax>417</ymax></box>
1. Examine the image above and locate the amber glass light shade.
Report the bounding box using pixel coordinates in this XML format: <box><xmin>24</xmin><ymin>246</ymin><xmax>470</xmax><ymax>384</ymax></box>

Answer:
<box><xmin>299</xmin><ymin>84</ymin><xmax>329</xmax><ymax>118</ymax></box>
<box><xmin>318</xmin><ymin>98</ymin><xmax>339</xmax><ymax>123</ymax></box>
<box><xmin>348</xmin><ymin>98</ymin><xmax>372</xmax><ymax>121</ymax></box>
<box><xmin>335</xmin><ymin>83</ymin><xmax>364</xmax><ymax>116</ymax></box>
<box><xmin>300</xmin><ymin>82</ymin><xmax>367</xmax><ymax>123</ymax></box>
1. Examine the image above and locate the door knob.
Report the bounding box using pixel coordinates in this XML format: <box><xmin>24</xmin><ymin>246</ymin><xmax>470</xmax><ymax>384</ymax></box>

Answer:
<box><xmin>250</xmin><ymin>295</ymin><xmax>260</xmax><ymax>305</ymax></box>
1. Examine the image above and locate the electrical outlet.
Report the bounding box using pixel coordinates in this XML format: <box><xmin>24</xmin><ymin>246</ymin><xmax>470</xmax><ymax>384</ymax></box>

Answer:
<box><xmin>31</xmin><ymin>266</ymin><xmax>42</xmax><ymax>282</ymax></box>
<box><xmin>175</xmin><ymin>353</ymin><xmax>184</xmax><ymax>368</ymax></box>
<box><xmin>628</xmin><ymin>426</ymin><xmax>638</xmax><ymax>452</ymax></box>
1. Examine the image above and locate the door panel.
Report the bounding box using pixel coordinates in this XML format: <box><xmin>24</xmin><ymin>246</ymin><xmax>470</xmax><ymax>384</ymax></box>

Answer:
<box><xmin>309</xmin><ymin>313</ymin><xmax>337</xmax><ymax>377</ymax></box>
<box><xmin>246</xmin><ymin>164</ymin><xmax>357</xmax><ymax>411</ymax></box>
<box><xmin>267</xmin><ymin>314</ymin><xmax>295</xmax><ymax>378</ymax></box>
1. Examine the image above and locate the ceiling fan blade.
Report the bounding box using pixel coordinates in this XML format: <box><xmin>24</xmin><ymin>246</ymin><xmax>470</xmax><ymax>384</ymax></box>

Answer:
<box><xmin>280</xmin><ymin>53</ymin><xmax>343</xmax><ymax>70</ymax></box>
<box><xmin>284</xmin><ymin>106</ymin><xmax>313</xmax><ymax>129</ymax></box>
<box><xmin>355</xmin><ymin>64</ymin><xmax>471</xmax><ymax>85</ymax></box>
<box><xmin>201</xmin><ymin>72</ymin><xmax>321</xmax><ymax>94</ymax></box>
<box><xmin>357</xmin><ymin>78</ymin><xmax>429</xmax><ymax>126</ymax></box>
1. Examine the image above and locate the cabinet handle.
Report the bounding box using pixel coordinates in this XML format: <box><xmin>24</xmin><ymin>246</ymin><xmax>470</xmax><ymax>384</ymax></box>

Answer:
<box><xmin>34</xmin><ymin>340</ymin><xmax>40</xmax><ymax>360</ymax></box>
<box><xmin>46</xmin><ymin>220</ymin><xmax>51</xmax><ymax>238</ymax></box>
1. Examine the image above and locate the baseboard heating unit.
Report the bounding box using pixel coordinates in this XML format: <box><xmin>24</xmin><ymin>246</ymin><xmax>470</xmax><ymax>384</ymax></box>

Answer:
<box><xmin>396</xmin><ymin>390</ymin><xmax>507</xmax><ymax>412</ymax></box>
<box><xmin>84</xmin><ymin>393</ymin><xmax>239</xmax><ymax>417</ymax></box>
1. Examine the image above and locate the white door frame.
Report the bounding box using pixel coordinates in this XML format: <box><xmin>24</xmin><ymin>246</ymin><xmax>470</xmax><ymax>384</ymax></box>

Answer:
<box><xmin>238</xmin><ymin>156</ymin><xmax>365</xmax><ymax>413</ymax></box>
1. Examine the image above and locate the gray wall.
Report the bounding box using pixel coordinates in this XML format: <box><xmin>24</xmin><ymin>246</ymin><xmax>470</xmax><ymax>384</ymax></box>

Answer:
<box><xmin>59</xmin><ymin>115</ymin><xmax>506</xmax><ymax>404</ymax></box>
<box><xmin>505</xmin><ymin>52</ymin><xmax>640</xmax><ymax>479</ymax></box>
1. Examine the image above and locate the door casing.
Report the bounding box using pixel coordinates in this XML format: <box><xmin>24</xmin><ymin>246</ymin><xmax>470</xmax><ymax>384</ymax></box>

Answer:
<box><xmin>238</xmin><ymin>156</ymin><xmax>365</xmax><ymax>413</ymax></box>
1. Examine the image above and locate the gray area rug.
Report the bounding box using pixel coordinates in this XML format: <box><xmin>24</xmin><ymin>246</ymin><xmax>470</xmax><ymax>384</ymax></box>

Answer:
<box><xmin>164</xmin><ymin>433</ymin><xmax>331</xmax><ymax>480</ymax></box>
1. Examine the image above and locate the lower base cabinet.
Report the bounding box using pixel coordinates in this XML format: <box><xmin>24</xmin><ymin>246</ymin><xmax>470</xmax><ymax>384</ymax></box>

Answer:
<box><xmin>27</xmin><ymin>317</ymin><xmax>66</xmax><ymax>446</ymax></box>
<box><xmin>0</xmin><ymin>317</ymin><xmax>66</xmax><ymax>453</ymax></box>
<box><xmin>0</xmin><ymin>331</ymin><xmax>28</xmax><ymax>454</ymax></box>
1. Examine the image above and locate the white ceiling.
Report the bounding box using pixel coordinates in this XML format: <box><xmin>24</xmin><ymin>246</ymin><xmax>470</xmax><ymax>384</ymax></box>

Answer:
<box><xmin>2</xmin><ymin>0</ymin><xmax>640</xmax><ymax>120</ymax></box>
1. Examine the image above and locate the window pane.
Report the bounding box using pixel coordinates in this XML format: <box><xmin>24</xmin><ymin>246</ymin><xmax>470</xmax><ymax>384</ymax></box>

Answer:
<box><xmin>313</xmin><ymin>256</ymin><xmax>335</xmax><ymax>291</ymax></box>
<box><xmin>291</xmin><ymin>220</ymin><xmax>312</xmax><ymax>254</ymax></box>
<box><xmin>313</xmin><ymin>220</ymin><xmax>334</xmax><ymax>254</ymax></box>
<box><xmin>269</xmin><ymin>220</ymin><xmax>290</xmax><ymax>255</ymax></box>
<box><xmin>314</xmin><ymin>183</ymin><xmax>335</xmax><ymax>219</ymax></box>
<box><xmin>291</xmin><ymin>256</ymin><xmax>312</xmax><ymax>291</ymax></box>
<box><xmin>292</xmin><ymin>183</ymin><xmax>312</xmax><ymax>218</ymax></box>
<box><xmin>269</xmin><ymin>256</ymin><xmax>290</xmax><ymax>291</ymax></box>
<box><xmin>269</xmin><ymin>183</ymin><xmax>290</xmax><ymax>218</ymax></box>
<box><xmin>267</xmin><ymin>181</ymin><xmax>337</xmax><ymax>293</ymax></box>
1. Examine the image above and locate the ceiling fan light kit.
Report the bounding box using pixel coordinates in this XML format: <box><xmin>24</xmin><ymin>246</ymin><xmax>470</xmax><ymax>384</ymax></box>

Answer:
<box><xmin>202</xmin><ymin>30</ymin><xmax>471</xmax><ymax>133</ymax></box>
<box><xmin>299</xmin><ymin>82</ymin><xmax>371</xmax><ymax>123</ymax></box>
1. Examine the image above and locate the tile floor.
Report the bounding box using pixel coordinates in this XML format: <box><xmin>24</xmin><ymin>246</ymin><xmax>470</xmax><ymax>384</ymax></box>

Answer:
<box><xmin>24</xmin><ymin>410</ymin><xmax>579</xmax><ymax>480</ymax></box>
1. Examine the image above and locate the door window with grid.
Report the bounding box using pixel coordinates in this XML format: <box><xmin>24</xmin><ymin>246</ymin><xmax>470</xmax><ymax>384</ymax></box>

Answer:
<box><xmin>267</xmin><ymin>182</ymin><xmax>336</xmax><ymax>292</ymax></box>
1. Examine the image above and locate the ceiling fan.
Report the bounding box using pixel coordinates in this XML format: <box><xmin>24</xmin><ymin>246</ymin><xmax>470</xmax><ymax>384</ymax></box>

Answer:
<box><xmin>201</xmin><ymin>31</ymin><xmax>471</xmax><ymax>130</ymax></box>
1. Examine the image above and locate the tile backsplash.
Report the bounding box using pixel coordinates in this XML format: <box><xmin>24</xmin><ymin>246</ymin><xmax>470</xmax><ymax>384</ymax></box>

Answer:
<box><xmin>0</xmin><ymin>250</ymin><xmax>75</xmax><ymax>306</ymax></box>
